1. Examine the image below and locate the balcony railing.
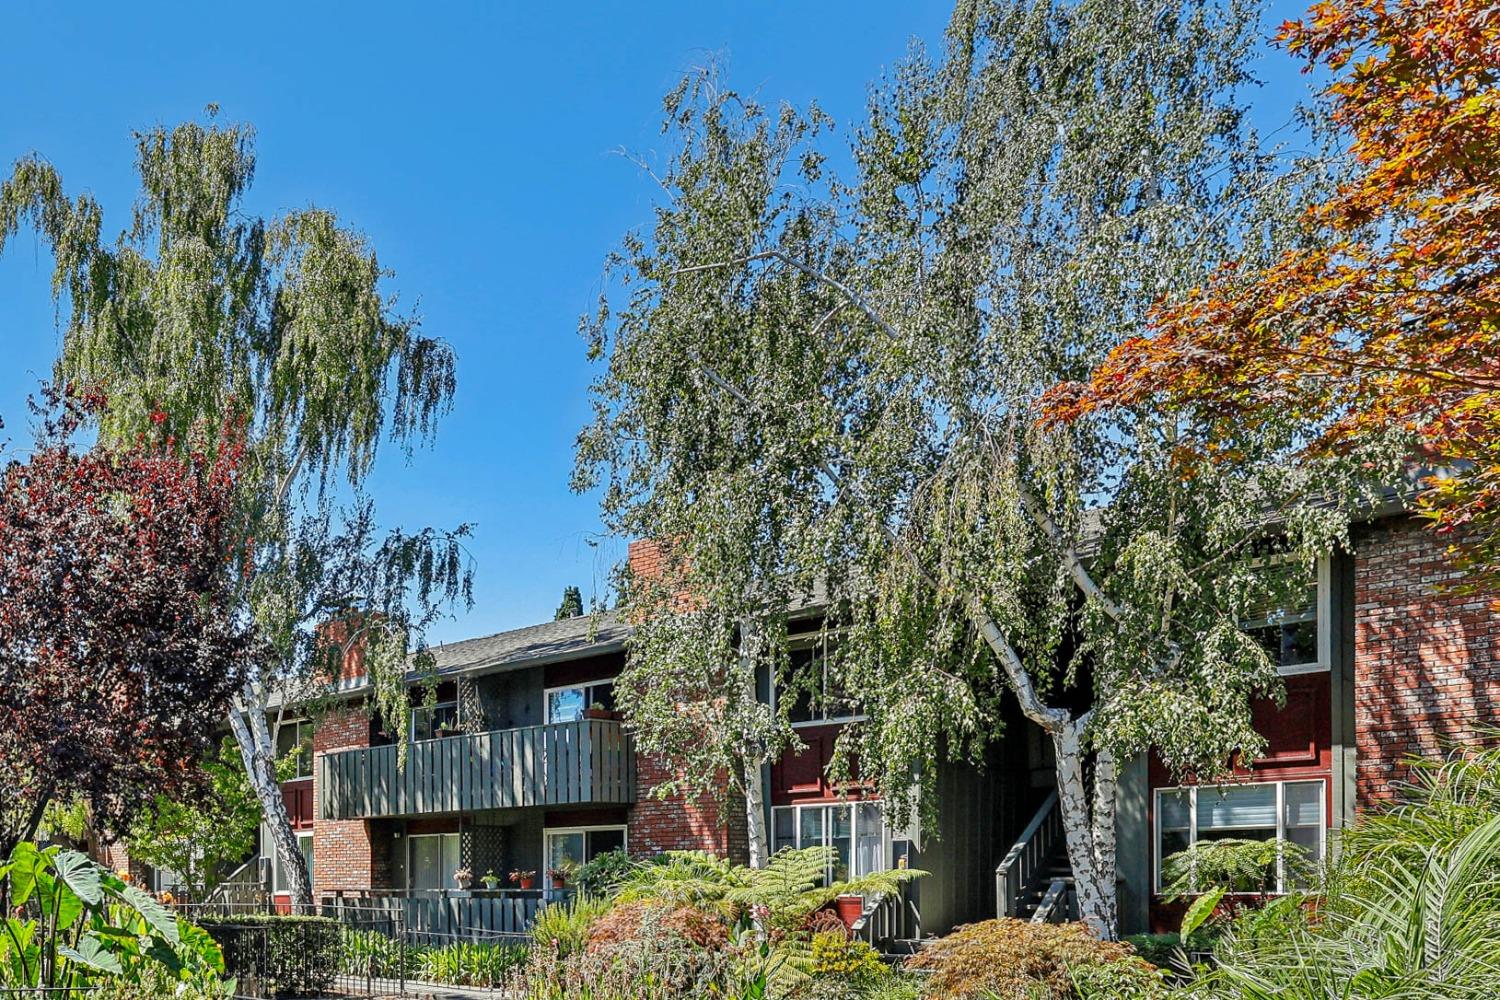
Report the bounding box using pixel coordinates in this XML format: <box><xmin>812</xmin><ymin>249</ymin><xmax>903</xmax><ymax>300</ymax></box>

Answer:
<box><xmin>317</xmin><ymin>718</ymin><xmax>635</xmax><ymax>820</ymax></box>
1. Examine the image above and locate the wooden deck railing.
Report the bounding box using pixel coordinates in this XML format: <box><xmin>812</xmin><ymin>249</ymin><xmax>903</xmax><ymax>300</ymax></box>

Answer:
<box><xmin>317</xmin><ymin>719</ymin><xmax>635</xmax><ymax>820</ymax></box>
<box><xmin>995</xmin><ymin>790</ymin><xmax>1062</xmax><ymax>919</ymax></box>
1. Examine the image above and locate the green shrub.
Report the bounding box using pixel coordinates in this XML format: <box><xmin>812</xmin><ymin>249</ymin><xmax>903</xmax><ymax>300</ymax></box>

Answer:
<box><xmin>1123</xmin><ymin>931</ymin><xmax>1215</xmax><ymax>971</ymax></box>
<box><xmin>574</xmin><ymin>847</ymin><xmax>636</xmax><ymax>898</ymax></box>
<box><xmin>905</xmin><ymin>919</ymin><xmax>1159</xmax><ymax>1000</ymax></box>
<box><xmin>196</xmin><ymin>913</ymin><xmax>340</xmax><ymax>996</ymax></box>
<box><xmin>337</xmin><ymin>926</ymin><xmax>416</xmax><ymax>979</ymax></box>
<box><xmin>0</xmin><ymin>842</ymin><xmax>230</xmax><ymax>994</ymax></box>
<box><xmin>809</xmin><ymin>931</ymin><xmax>884</xmax><ymax>981</ymax></box>
<box><xmin>416</xmin><ymin>941</ymin><xmax>528</xmax><ymax>986</ymax></box>
<box><xmin>531</xmin><ymin>894</ymin><xmax>612</xmax><ymax>958</ymax></box>
<box><xmin>89</xmin><ymin>969</ymin><xmax>237</xmax><ymax>1000</ymax></box>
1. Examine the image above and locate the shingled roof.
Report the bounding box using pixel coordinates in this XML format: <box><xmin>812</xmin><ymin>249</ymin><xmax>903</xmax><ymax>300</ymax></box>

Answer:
<box><xmin>422</xmin><ymin>611</ymin><xmax>631</xmax><ymax>677</ymax></box>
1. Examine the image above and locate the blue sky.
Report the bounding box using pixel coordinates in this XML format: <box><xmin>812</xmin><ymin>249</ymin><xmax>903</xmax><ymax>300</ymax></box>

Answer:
<box><xmin>0</xmin><ymin>1</ymin><xmax>1315</xmax><ymax>645</ymax></box>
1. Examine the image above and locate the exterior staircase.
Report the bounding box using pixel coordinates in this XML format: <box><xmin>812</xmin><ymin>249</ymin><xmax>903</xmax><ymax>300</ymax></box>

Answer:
<box><xmin>995</xmin><ymin>791</ymin><xmax>1077</xmax><ymax>923</ymax></box>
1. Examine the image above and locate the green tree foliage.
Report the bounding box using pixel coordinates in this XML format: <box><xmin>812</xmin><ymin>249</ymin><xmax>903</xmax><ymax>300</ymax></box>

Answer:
<box><xmin>0</xmin><ymin>112</ymin><xmax>473</xmax><ymax>907</ymax></box>
<box><xmin>125</xmin><ymin>738</ymin><xmax>268</xmax><ymax>891</ymax></box>
<box><xmin>575</xmin><ymin>0</ymin><xmax>1384</xmax><ymax>936</ymax></box>
<box><xmin>555</xmin><ymin>585</ymin><xmax>585</xmax><ymax>620</ymax></box>
<box><xmin>615</xmin><ymin>848</ymin><xmax>924</xmax><ymax>933</ymax></box>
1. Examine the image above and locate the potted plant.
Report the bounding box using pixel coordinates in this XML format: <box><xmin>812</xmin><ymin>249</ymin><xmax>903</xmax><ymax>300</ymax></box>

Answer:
<box><xmin>548</xmin><ymin>866</ymin><xmax>570</xmax><ymax>890</ymax></box>
<box><xmin>480</xmin><ymin>869</ymin><xmax>501</xmax><ymax>890</ymax></box>
<box><xmin>834</xmin><ymin>894</ymin><xmax>866</xmax><ymax>930</ymax></box>
<box><xmin>453</xmin><ymin>866</ymin><xmax>473</xmax><ymax>890</ymax></box>
<box><xmin>510</xmin><ymin>869</ymin><xmax>537</xmax><ymax>891</ymax></box>
<box><xmin>583</xmin><ymin>702</ymin><xmax>614</xmax><ymax>721</ymax></box>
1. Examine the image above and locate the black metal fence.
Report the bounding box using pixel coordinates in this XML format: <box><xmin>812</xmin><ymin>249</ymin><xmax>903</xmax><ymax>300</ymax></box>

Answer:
<box><xmin>177</xmin><ymin>897</ymin><xmax>523</xmax><ymax>998</ymax></box>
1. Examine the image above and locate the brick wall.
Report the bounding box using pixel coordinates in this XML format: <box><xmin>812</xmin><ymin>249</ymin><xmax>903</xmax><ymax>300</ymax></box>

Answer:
<box><xmin>312</xmin><ymin>705</ymin><xmax>390</xmax><ymax>891</ymax></box>
<box><xmin>628</xmin><ymin>753</ymin><xmax>749</xmax><ymax>863</ymax></box>
<box><xmin>1355</xmin><ymin>517</ymin><xmax>1500</xmax><ymax>804</ymax></box>
<box><xmin>98</xmin><ymin>841</ymin><xmax>149</xmax><ymax>884</ymax></box>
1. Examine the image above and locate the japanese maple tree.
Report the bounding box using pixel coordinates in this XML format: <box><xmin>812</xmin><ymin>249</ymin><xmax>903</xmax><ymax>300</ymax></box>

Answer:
<box><xmin>0</xmin><ymin>395</ymin><xmax>250</xmax><ymax>857</ymax></box>
<box><xmin>1045</xmin><ymin>1</ymin><xmax>1500</xmax><ymax>591</ymax></box>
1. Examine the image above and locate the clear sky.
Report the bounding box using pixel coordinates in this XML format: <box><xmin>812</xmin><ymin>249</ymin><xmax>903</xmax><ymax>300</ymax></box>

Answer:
<box><xmin>0</xmin><ymin>1</ymin><xmax>1315</xmax><ymax>646</ymax></box>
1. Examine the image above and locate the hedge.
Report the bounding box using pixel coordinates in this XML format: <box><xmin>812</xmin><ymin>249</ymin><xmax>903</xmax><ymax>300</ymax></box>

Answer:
<box><xmin>196</xmin><ymin>914</ymin><xmax>341</xmax><ymax>997</ymax></box>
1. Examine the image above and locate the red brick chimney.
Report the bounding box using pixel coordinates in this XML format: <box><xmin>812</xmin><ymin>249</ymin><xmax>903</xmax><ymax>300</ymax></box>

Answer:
<box><xmin>316</xmin><ymin>614</ymin><xmax>372</xmax><ymax>687</ymax></box>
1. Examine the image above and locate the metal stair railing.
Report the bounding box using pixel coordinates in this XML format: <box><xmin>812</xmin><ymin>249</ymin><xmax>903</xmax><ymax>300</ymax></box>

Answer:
<box><xmin>995</xmin><ymin>790</ymin><xmax>1062</xmax><ymax>919</ymax></box>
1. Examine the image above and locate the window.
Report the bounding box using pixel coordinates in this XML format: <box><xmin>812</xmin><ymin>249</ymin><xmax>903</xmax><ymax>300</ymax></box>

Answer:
<box><xmin>771</xmin><ymin>802</ymin><xmax>886</xmax><ymax>882</ymax></box>
<box><xmin>1155</xmin><ymin>780</ymin><xmax>1325</xmax><ymax>893</ymax></box>
<box><xmin>544</xmin><ymin>826</ymin><xmax>627</xmax><ymax>873</ymax></box>
<box><xmin>544</xmin><ymin>682</ymin><xmax>615</xmax><ymax>724</ymax></box>
<box><xmin>408</xmin><ymin>833</ymin><xmax>461</xmax><ymax>891</ymax></box>
<box><xmin>272</xmin><ymin>832</ymin><xmax>314</xmax><ymax>893</ymax></box>
<box><xmin>1240</xmin><ymin>557</ymin><xmax>1329</xmax><ymax>675</ymax></box>
<box><xmin>780</xmin><ymin>649</ymin><xmax>863</xmax><ymax>727</ymax></box>
<box><xmin>411</xmin><ymin>701</ymin><xmax>459</xmax><ymax>742</ymax></box>
<box><xmin>275</xmin><ymin>719</ymin><xmax>315</xmax><ymax>779</ymax></box>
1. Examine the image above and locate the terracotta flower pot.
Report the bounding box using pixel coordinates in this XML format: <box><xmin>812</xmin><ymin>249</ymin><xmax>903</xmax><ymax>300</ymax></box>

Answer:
<box><xmin>834</xmin><ymin>894</ymin><xmax>865</xmax><ymax>930</ymax></box>
<box><xmin>550</xmin><ymin>875</ymin><xmax>566</xmax><ymax>890</ymax></box>
<box><xmin>518</xmin><ymin>877</ymin><xmax>535</xmax><ymax>890</ymax></box>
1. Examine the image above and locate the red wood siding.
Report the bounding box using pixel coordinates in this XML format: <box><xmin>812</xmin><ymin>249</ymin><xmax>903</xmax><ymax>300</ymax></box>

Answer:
<box><xmin>770</xmin><ymin>723</ymin><xmax>872</xmax><ymax>805</ymax></box>
<box><xmin>281</xmin><ymin>778</ymin><xmax>315</xmax><ymax>831</ymax></box>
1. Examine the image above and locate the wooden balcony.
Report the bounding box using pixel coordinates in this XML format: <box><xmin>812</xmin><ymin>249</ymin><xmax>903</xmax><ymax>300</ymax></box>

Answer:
<box><xmin>316</xmin><ymin>719</ymin><xmax>635</xmax><ymax>820</ymax></box>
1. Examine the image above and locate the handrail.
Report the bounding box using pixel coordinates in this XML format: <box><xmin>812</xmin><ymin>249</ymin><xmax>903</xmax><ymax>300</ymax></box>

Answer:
<box><xmin>1030</xmin><ymin>878</ymin><xmax>1070</xmax><ymax>924</ymax></box>
<box><xmin>995</xmin><ymin>791</ymin><xmax>1061</xmax><ymax>919</ymax></box>
<box><xmin>202</xmin><ymin>858</ymin><xmax>267</xmax><ymax>905</ymax></box>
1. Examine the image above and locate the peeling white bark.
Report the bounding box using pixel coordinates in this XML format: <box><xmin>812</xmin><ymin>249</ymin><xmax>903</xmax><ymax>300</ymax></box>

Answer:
<box><xmin>971</xmin><ymin>599</ymin><xmax>1117</xmax><ymax>938</ymax></box>
<box><xmin>229</xmin><ymin>679</ymin><xmax>314</xmax><ymax>911</ymax></box>
<box><xmin>743</xmin><ymin>759</ymin><xmax>770</xmax><ymax>868</ymax></box>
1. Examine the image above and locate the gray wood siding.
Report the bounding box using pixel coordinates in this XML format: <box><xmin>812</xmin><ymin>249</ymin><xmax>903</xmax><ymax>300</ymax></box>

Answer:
<box><xmin>317</xmin><ymin>720</ymin><xmax>636</xmax><ymax>820</ymax></box>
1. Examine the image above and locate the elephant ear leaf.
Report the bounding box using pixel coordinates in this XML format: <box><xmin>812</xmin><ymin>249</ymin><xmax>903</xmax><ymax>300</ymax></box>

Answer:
<box><xmin>7</xmin><ymin>843</ymin><xmax>43</xmax><ymax>907</ymax></box>
<box><xmin>118</xmin><ymin>884</ymin><xmax>180</xmax><ymax>945</ymax></box>
<box><xmin>52</xmin><ymin>850</ymin><xmax>103</xmax><ymax>906</ymax></box>
<box><xmin>1180</xmin><ymin>885</ymin><xmax>1226</xmax><ymax>943</ymax></box>
<box><xmin>59</xmin><ymin>932</ymin><xmax>125</xmax><ymax>975</ymax></box>
<box><xmin>177</xmin><ymin>919</ymin><xmax>226</xmax><ymax>975</ymax></box>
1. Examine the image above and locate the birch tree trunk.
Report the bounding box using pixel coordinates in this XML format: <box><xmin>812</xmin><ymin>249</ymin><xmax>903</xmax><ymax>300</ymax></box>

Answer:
<box><xmin>971</xmin><ymin>601</ymin><xmax>1118</xmax><ymax>938</ymax></box>
<box><xmin>742</xmin><ymin>758</ymin><xmax>770</xmax><ymax>868</ymax></box>
<box><xmin>1049</xmin><ymin>725</ymin><xmax>1119</xmax><ymax>938</ymax></box>
<box><xmin>228</xmin><ymin>681</ymin><xmax>314</xmax><ymax>912</ymax></box>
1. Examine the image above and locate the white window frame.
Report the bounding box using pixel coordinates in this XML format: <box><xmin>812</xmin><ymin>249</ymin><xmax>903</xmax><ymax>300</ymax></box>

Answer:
<box><xmin>410</xmin><ymin>700</ymin><xmax>459</xmax><ymax>742</ymax></box>
<box><xmin>770</xmin><ymin>663</ymin><xmax>867</xmax><ymax>730</ymax></box>
<box><xmin>272</xmin><ymin>831</ymin><xmax>314</xmax><ymax>894</ymax></box>
<box><xmin>1240</xmin><ymin>555</ymin><xmax>1331</xmax><ymax>677</ymax></box>
<box><xmin>543</xmin><ymin>682</ymin><xmax>615</xmax><ymax>724</ymax></box>
<box><xmin>276</xmin><ymin>718</ymin><xmax>316</xmax><ymax>779</ymax></box>
<box><xmin>1153</xmin><ymin>779</ymin><xmax>1326</xmax><ymax>895</ymax></box>
<box><xmin>770</xmin><ymin>801</ymin><xmax>889</xmax><ymax>881</ymax></box>
<box><xmin>542</xmin><ymin>825</ymin><xmax>628</xmax><ymax>871</ymax></box>
<box><xmin>406</xmin><ymin>832</ymin><xmax>462</xmax><ymax>891</ymax></box>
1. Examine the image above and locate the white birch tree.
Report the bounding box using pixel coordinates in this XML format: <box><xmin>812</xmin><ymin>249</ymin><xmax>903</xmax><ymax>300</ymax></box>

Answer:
<box><xmin>576</xmin><ymin>0</ymin><xmax>1387</xmax><ymax>937</ymax></box>
<box><xmin>0</xmin><ymin>115</ymin><xmax>474</xmax><ymax>910</ymax></box>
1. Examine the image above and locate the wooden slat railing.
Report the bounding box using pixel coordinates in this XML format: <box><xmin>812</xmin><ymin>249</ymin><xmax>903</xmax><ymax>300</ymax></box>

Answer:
<box><xmin>321</xmin><ymin>890</ymin><xmax>542</xmax><ymax>944</ymax></box>
<box><xmin>317</xmin><ymin>719</ymin><xmax>636</xmax><ymax>820</ymax></box>
<box><xmin>995</xmin><ymin>790</ymin><xmax>1061</xmax><ymax>919</ymax></box>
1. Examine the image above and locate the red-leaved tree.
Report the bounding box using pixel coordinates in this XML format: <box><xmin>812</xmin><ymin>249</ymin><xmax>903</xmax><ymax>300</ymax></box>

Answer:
<box><xmin>1044</xmin><ymin>1</ymin><xmax>1500</xmax><ymax>592</ymax></box>
<box><xmin>0</xmin><ymin>393</ymin><xmax>252</xmax><ymax>856</ymax></box>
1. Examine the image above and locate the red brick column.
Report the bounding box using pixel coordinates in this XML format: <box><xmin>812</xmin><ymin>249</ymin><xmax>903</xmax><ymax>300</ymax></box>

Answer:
<box><xmin>1355</xmin><ymin>518</ymin><xmax>1500</xmax><ymax>805</ymax></box>
<box><xmin>628</xmin><ymin>754</ymin><xmax>748</xmax><ymax>863</ymax></box>
<box><xmin>312</xmin><ymin>706</ymin><xmax>391</xmax><ymax>891</ymax></box>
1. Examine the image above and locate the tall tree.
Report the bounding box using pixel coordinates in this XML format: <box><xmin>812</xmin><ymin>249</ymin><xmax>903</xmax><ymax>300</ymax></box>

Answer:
<box><xmin>577</xmin><ymin>0</ymin><xmax>1380</xmax><ymax>937</ymax></box>
<box><xmin>126</xmin><ymin>737</ymin><xmax>268</xmax><ymax>891</ymax></box>
<box><xmin>1045</xmin><ymin>0</ymin><xmax>1500</xmax><ymax>595</ymax></box>
<box><xmin>554</xmin><ymin>585</ymin><xmax>584</xmax><ymax>620</ymax></box>
<box><xmin>0</xmin><ymin>115</ymin><xmax>473</xmax><ymax>908</ymax></box>
<box><xmin>0</xmin><ymin>394</ymin><xmax>248</xmax><ymax>858</ymax></box>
